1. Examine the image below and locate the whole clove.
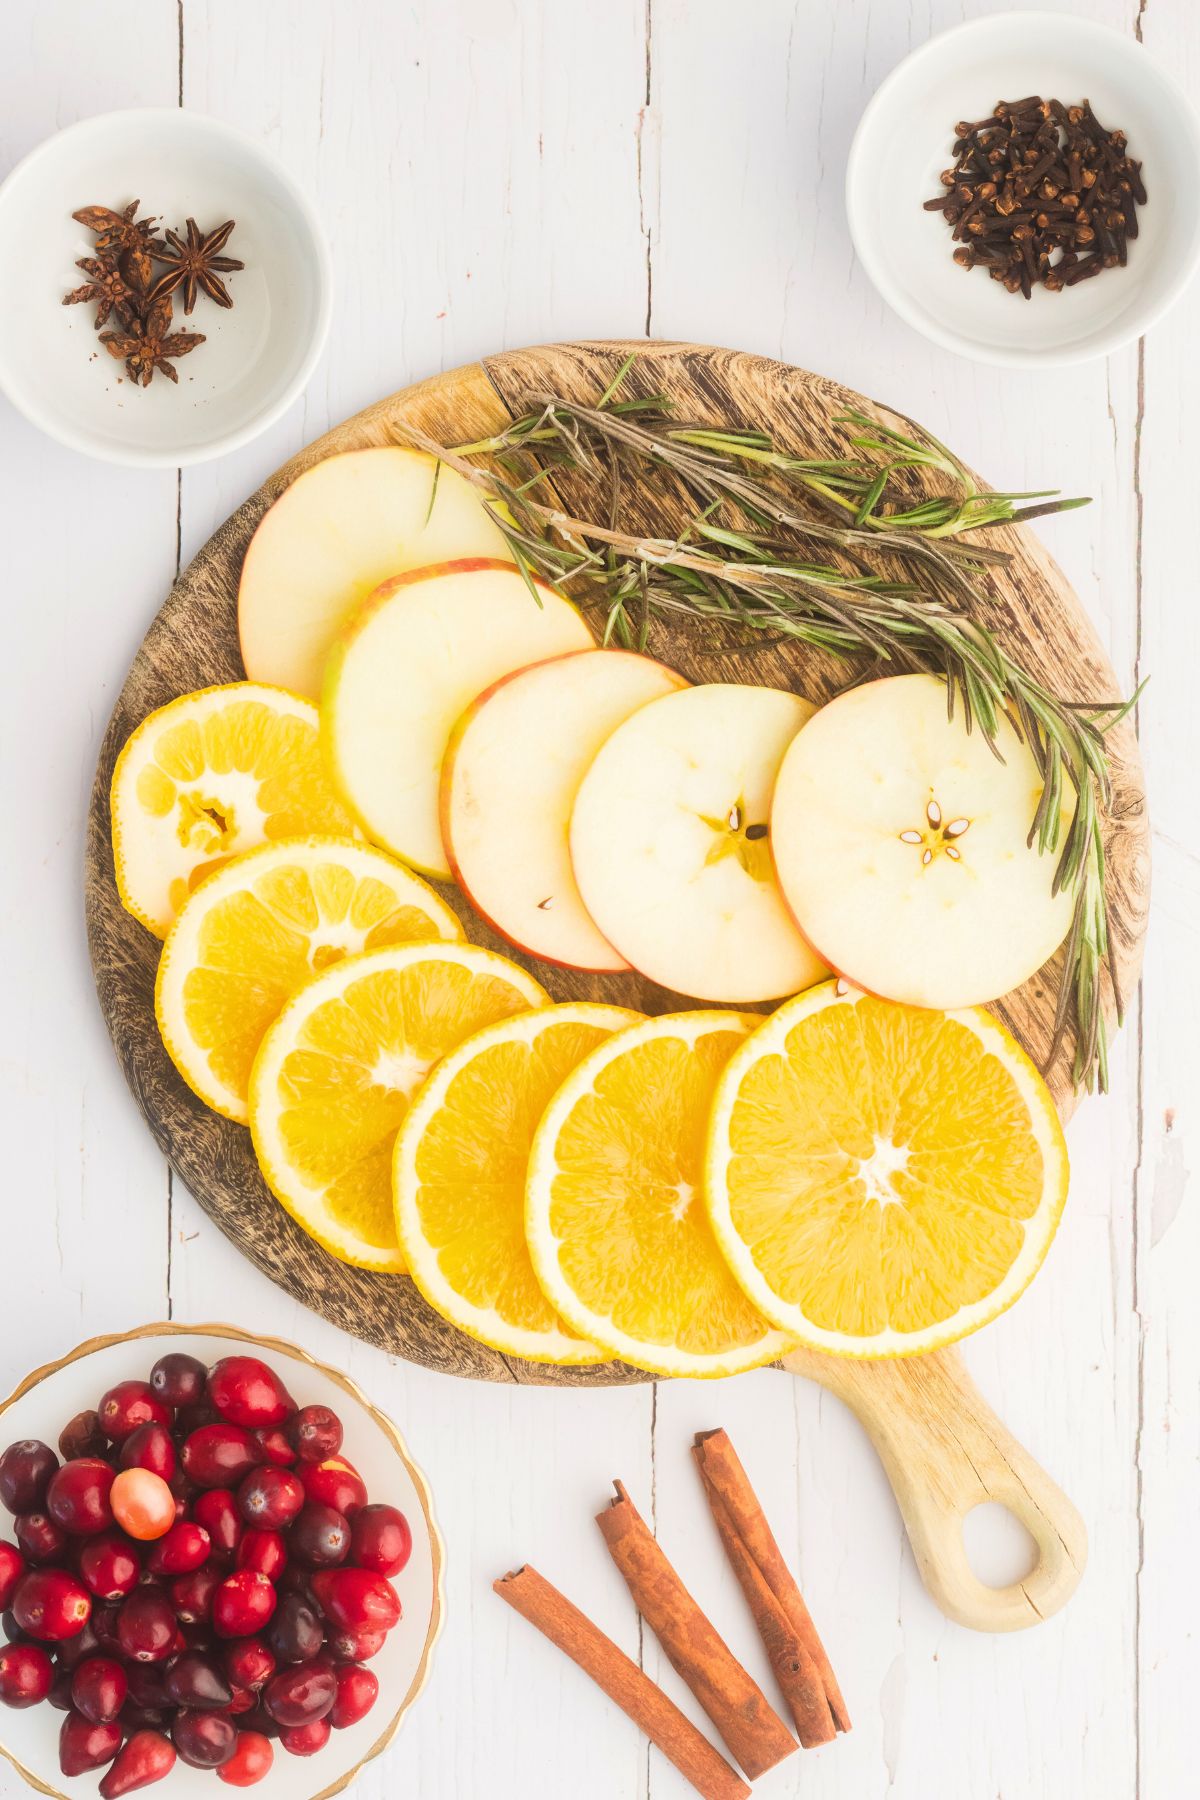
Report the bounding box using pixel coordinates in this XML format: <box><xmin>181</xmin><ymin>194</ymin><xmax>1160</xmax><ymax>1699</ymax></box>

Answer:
<box><xmin>924</xmin><ymin>96</ymin><xmax>1146</xmax><ymax>297</ymax></box>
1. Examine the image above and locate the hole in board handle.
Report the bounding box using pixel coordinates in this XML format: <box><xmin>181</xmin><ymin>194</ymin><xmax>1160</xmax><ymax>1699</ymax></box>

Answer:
<box><xmin>962</xmin><ymin>1501</ymin><xmax>1039</xmax><ymax>1588</ymax></box>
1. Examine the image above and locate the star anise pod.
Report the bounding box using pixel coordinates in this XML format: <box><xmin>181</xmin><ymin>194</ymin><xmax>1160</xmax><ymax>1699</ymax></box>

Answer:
<box><xmin>99</xmin><ymin>296</ymin><xmax>205</xmax><ymax>388</ymax></box>
<box><xmin>72</xmin><ymin>200</ymin><xmax>166</xmax><ymax>259</ymax></box>
<box><xmin>149</xmin><ymin>217</ymin><xmax>244</xmax><ymax>314</ymax></box>
<box><xmin>62</xmin><ymin>254</ymin><xmax>143</xmax><ymax>330</ymax></box>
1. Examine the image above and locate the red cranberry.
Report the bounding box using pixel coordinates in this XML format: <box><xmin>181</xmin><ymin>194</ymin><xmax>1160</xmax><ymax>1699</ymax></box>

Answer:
<box><xmin>164</xmin><ymin>1648</ymin><xmax>233</xmax><ymax>1709</ymax></box>
<box><xmin>145</xmin><ymin>1519</ymin><xmax>209</xmax><ymax>1577</ymax></box>
<box><xmin>264</xmin><ymin>1657</ymin><xmax>336</xmax><ymax>1726</ymax></box>
<box><xmin>208</xmin><ymin>1358</ymin><xmax>295</xmax><ymax>1429</ymax></box>
<box><xmin>116</xmin><ymin>1586</ymin><xmax>176</xmax><ymax>1662</ymax></box>
<box><xmin>80</xmin><ymin>1533</ymin><xmax>141</xmax><ymax>1601</ymax></box>
<box><xmin>49</xmin><ymin>1666</ymin><xmax>75</xmax><ymax>1709</ymax></box>
<box><xmin>330</xmin><ymin>1660</ymin><xmax>379</xmax><ymax>1728</ymax></box>
<box><xmin>99</xmin><ymin>1727</ymin><xmax>176</xmax><ymax>1797</ymax></box>
<box><xmin>227</xmin><ymin>1681</ymin><xmax>256</xmax><ymax>1714</ymax></box>
<box><xmin>0</xmin><ymin>1543</ymin><xmax>25</xmax><ymax>1611</ymax></box>
<box><xmin>119</xmin><ymin>1424</ymin><xmax>177</xmax><ymax>1482</ymax></box>
<box><xmin>15</xmin><ymin>1509</ymin><xmax>68</xmax><ymax>1565</ymax></box>
<box><xmin>12</xmin><ymin>1568</ymin><xmax>92</xmax><ymax>1640</ymax></box>
<box><xmin>236</xmin><ymin>1528</ymin><xmax>287</xmax><ymax>1582</ymax></box>
<box><xmin>91</xmin><ymin>1601</ymin><xmax>126</xmax><ymax>1657</ymax></box>
<box><xmin>181</xmin><ymin>1425</ymin><xmax>260</xmax><ymax>1489</ymax></box>
<box><xmin>286</xmin><ymin>1405</ymin><xmax>343</xmax><ymax>1464</ymax></box>
<box><xmin>60</xmin><ymin>1708</ymin><xmax>124</xmax><ymax>1776</ymax></box>
<box><xmin>191</xmin><ymin>1487</ymin><xmax>244</xmax><ymax>1556</ymax></box>
<box><xmin>149</xmin><ymin>1352</ymin><xmax>207</xmax><ymax>1408</ymax></box>
<box><xmin>223</xmin><ymin>1637</ymin><xmax>275</xmax><ymax>1691</ymax></box>
<box><xmin>60</xmin><ymin>1410</ymin><xmax>108</xmax><ymax>1461</ymax></box>
<box><xmin>213</xmin><ymin>1570</ymin><xmax>277</xmax><ymax>1638</ymax></box>
<box><xmin>169</xmin><ymin>1564</ymin><xmax>222</xmax><ymax>1626</ymax></box>
<box><xmin>173</xmin><ymin>1707</ymin><xmax>238</xmax><ymax>1769</ymax></box>
<box><xmin>279</xmin><ymin>1716</ymin><xmax>332</xmax><ymax>1756</ymax></box>
<box><xmin>298</xmin><ymin>1456</ymin><xmax>366</xmax><ymax>1517</ymax></box>
<box><xmin>311</xmin><ymin>1567</ymin><xmax>400</xmax><ymax>1633</ymax></box>
<box><xmin>326</xmin><ymin>1624</ymin><xmax>386</xmax><ymax>1662</ymax></box>
<box><xmin>237</xmin><ymin>1465</ymin><xmax>304</xmax><ymax>1531</ymax></box>
<box><xmin>216</xmin><ymin>1729</ymin><xmax>274</xmax><ymax>1785</ymax></box>
<box><xmin>287</xmin><ymin>1497</ymin><xmax>352</xmax><ymax>1569</ymax></box>
<box><xmin>0</xmin><ymin>1640</ymin><xmax>53</xmax><ymax>1706</ymax></box>
<box><xmin>54</xmin><ymin>1617</ymin><xmax>100</xmax><ymax>1670</ymax></box>
<box><xmin>98</xmin><ymin>1382</ymin><xmax>171</xmax><ymax>1445</ymax></box>
<box><xmin>71</xmin><ymin>1655</ymin><xmax>128</xmax><ymax>1723</ymax></box>
<box><xmin>264</xmin><ymin>1591</ymin><xmax>323</xmax><ymax>1665</ymax></box>
<box><xmin>350</xmin><ymin>1501</ymin><xmax>412</xmax><ymax>1576</ymax></box>
<box><xmin>46</xmin><ymin>1458</ymin><xmax>116</xmax><ymax>1536</ymax></box>
<box><xmin>0</xmin><ymin>1440</ymin><xmax>58</xmax><ymax>1513</ymax></box>
<box><xmin>251</xmin><ymin>1426</ymin><xmax>296</xmax><ymax>1468</ymax></box>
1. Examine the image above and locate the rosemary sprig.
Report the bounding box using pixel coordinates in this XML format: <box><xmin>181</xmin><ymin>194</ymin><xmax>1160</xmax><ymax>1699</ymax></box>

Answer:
<box><xmin>389</xmin><ymin>360</ymin><xmax>1132</xmax><ymax>1091</ymax></box>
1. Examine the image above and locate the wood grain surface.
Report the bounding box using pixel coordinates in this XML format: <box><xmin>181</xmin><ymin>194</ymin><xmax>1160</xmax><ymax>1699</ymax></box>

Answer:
<box><xmin>84</xmin><ymin>340</ymin><xmax>1151</xmax><ymax>1386</ymax></box>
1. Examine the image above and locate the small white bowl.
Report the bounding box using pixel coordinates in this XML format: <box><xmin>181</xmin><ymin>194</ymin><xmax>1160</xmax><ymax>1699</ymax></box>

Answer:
<box><xmin>846</xmin><ymin>11</ymin><xmax>1200</xmax><ymax>366</ymax></box>
<box><xmin>0</xmin><ymin>1324</ymin><xmax>443</xmax><ymax>1800</ymax></box>
<box><xmin>0</xmin><ymin>111</ymin><xmax>332</xmax><ymax>464</ymax></box>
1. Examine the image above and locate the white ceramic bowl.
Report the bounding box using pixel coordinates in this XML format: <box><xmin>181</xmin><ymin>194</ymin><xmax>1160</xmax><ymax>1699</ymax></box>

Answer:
<box><xmin>0</xmin><ymin>1324</ymin><xmax>443</xmax><ymax>1800</ymax></box>
<box><xmin>0</xmin><ymin>111</ymin><xmax>332</xmax><ymax>464</ymax></box>
<box><xmin>846</xmin><ymin>11</ymin><xmax>1200</xmax><ymax>365</ymax></box>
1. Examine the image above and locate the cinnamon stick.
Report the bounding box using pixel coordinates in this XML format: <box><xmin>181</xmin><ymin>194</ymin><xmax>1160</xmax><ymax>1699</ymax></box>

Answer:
<box><xmin>596</xmin><ymin>1480</ymin><xmax>797</xmax><ymax>1780</ymax></box>
<box><xmin>693</xmin><ymin>1428</ymin><xmax>850</xmax><ymax>1746</ymax></box>
<box><xmin>494</xmin><ymin>1565</ymin><xmax>750</xmax><ymax>1800</ymax></box>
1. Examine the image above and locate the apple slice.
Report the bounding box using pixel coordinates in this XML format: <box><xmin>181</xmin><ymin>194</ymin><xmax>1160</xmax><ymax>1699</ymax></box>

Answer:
<box><xmin>569</xmin><ymin>682</ymin><xmax>827</xmax><ymax>1002</ymax></box>
<box><xmin>323</xmin><ymin>559</ymin><xmax>594</xmax><ymax>878</ymax></box>
<box><xmin>442</xmin><ymin>649</ymin><xmax>687</xmax><ymax>970</ymax></box>
<box><xmin>238</xmin><ymin>446</ymin><xmax>511</xmax><ymax>699</ymax></box>
<box><xmin>770</xmin><ymin>672</ymin><xmax>1077</xmax><ymax>1007</ymax></box>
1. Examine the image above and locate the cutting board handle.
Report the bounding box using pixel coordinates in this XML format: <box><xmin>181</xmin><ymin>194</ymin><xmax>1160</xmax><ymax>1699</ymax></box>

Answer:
<box><xmin>782</xmin><ymin>1344</ymin><xmax>1087</xmax><ymax>1632</ymax></box>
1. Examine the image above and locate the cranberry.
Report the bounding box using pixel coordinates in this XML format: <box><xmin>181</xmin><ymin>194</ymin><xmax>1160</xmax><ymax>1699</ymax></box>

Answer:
<box><xmin>111</xmin><ymin>1469</ymin><xmax>175</xmax><ymax>1541</ymax></box>
<box><xmin>146</xmin><ymin>1520</ymin><xmax>210</xmax><ymax>1576</ymax></box>
<box><xmin>311</xmin><ymin>1567</ymin><xmax>401</xmax><ymax>1633</ymax></box>
<box><xmin>216</xmin><ymin>1729</ymin><xmax>274</xmax><ymax>1786</ymax></box>
<box><xmin>223</xmin><ymin>1637</ymin><xmax>275</xmax><ymax>1691</ymax></box>
<box><xmin>350</xmin><ymin>1502</ymin><xmax>412</xmax><ymax>1576</ymax></box>
<box><xmin>173</xmin><ymin>1707</ymin><xmax>237</xmax><ymax>1769</ymax></box>
<box><xmin>15</xmin><ymin>1509</ymin><xmax>68</xmax><ymax>1565</ymax></box>
<box><xmin>298</xmin><ymin>1456</ymin><xmax>366</xmax><ymax>1517</ymax></box>
<box><xmin>208</xmin><ymin>1358</ymin><xmax>295</xmax><ymax>1429</ymax></box>
<box><xmin>169</xmin><ymin>1564</ymin><xmax>221</xmax><ymax>1626</ymax></box>
<box><xmin>251</xmin><ymin>1427</ymin><xmax>296</xmax><ymax>1468</ymax></box>
<box><xmin>164</xmin><ymin>1647</ymin><xmax>233</xmax><ymax>1709</ymax></box>
<box><xmin>54</xmin><ymin>1617</ymin><xmax>100</xmax><ymax>1670</ymax></box>
<box><xmin>0</xmin><ymin>1543</ymin><xmax>25</xmax><ymax>1611</ymax></box>
<box><xmin>286</xmin><ymin>1405</ymin><xmax>343</xmax><ymax>1464</ymax></box>
<box><xmin>125</xmin><ymin>1662</ymin><xmax>170</xmax><ymax>1710</ymax></box>
<box><xmin>280</xmin><ymin>1716</ymin><xmax>332</xmax><ymax>1755</ymax></box>
<box><xmin>99</xmin><ymin>1382</ymin><xmax>172</xmax><ymax>1446</ymax></box>
<box><xmin>276</xmin><ymin>1562</ymin><xmax>318</xmax><ymax>1601</ymax></box>
<box><xmin>12</xmin><ymin>1568</ymin><xmax>92</xmax><ymax>1640</ymax></box>
<box><xmin>237</xmin><ymin>1465</ymin><xmax>305</xmax><ymax>1531</ymax></box>
<box><xmin>191</xmin><ymin>1487</ymin><xmax>244</xmax><ymax>1556</ymax></box>
<box><xmin>46</xmin><ymin>1458</ymin><xmax>116</xmax><ymax>1536</ymax></box>
<box><xmin>91</xmin><ymin>1601</ymin><xmax>126</xmax><ymax>1657</ymax></box>
<box><xmin>80</xmin><ymin>1533</ymin><xmax>141</xmax><ymax>1601</ymax></box>
<box><xmin>99</xmin><ymin>1728</ymin><xmax>176</xmax><ymax>1796</ymax></box>
<box><xmin>330</xmin><ymin>1660</ymin><xmax>379</xmax><ymax>1728</ymax></box>
<box><xmin>0</xmin><ymin>1640</ymin><xmax>53</xmax><ymax>1706</ymax></box>
<box><xmin>60</xmin><ymin>1708</ymin><xmax>124</xmax><ymax>1776</ymax></box>
<box><xmin>264</xmin><ymin>1657</ymin><xmax>336</xmax><ymax>1726</ymax></box>
<box><xmin>49</xmin><ymin>1666</ymin><xmax>75</xmax><ymax>1710</ymax></box>
<box><xmin>117</xmin><ymin>1586</ymin><xmax>176</xmax><ymax>1662</ymax></box>
<box><xmin>71</xmin><ymin>1655</ymin><xmax>128</xmax><ymax>1723</ymax></box>
<box><xmin>236</xmin><ymin>1528</ymin><xmax>287</xmax><ymax>1582</ymax></box>
<box><xmin>213</xmin><ymin>1570</ymin><xmax>277</xmax><ymax>1638</ymax></box>
<box><xmin>119</xmin><ymin>1424</ymin><xmax>177</xmax><ymax>1483</ymax></box>
<box><xmin>287</xmin><ymin>1497</ymin><xmax>349</xmax><ymax>1569</ymax></box>
<box><xmin>0</xmin><ymin>1440</ymin><xmax>58</xmax><ymax>1513</ymax></box>
<box><xmin>227</xmin><ymin>1681</ymin><xmax>256</xmax><ymax>1714</ymax></box>
<box><xmin>264</xmin><ymin>1591</ymin><xmax>324</xmax><ymax>1665</ymax></box>
<box><xmin>60</xmin><ymin>1410</ymin><xmax>108</xmax><ymax>1461</ymax></box>
<box><xmin>181</xmin><ymin>1425</ymin><xmax>260</xmax><ymax>1489</ymax></box>
<box><xmin>149</xmin><ymin>1352</ymin><xmax>207</xmax><ymax>1408</ymax></box>
<box><xmin>173</xmin><ymin>1401</ymin><xmax>219</xmax><ymax>1437</ymax></box>
<box><xmin>326</xmin><ymin>1624</ymin><xmax>386</xmax><ymax>1662</ymax></box>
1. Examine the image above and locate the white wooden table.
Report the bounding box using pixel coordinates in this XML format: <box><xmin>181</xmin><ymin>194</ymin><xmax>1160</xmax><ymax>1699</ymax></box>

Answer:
<box><xmin>2</xmin><ymin>4</ymin><xmax>1195</xmax><ymax>1797</ymax></box>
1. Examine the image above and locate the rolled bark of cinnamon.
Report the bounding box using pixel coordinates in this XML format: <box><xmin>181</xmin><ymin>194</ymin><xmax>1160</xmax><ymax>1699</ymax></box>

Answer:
<box><xmin>494</xmin><ymin>1564</ymin><xmax>750</xmax><ymax>1800</ymax></box>
<box><xmin>693</xmin><ymin>1428</ymin><xmax>850</xmax><ymax>1746</ymax></box>
<box><xmin>596</xmin><ymin>1480</ymin><xmax>797</xmax><ymax>1780</ymax></box>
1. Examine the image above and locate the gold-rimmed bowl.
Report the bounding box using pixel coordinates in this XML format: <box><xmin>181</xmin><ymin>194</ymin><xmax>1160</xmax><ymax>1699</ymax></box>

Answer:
<box><xmin>0</xmin><ymin>1324</ymin><xmax>444</xmax><ymax>1800</ymax></box>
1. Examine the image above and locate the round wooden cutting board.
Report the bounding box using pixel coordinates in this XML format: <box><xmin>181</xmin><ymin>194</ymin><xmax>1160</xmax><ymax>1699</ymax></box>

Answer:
<box><xmin>87</xmin><ymin>342</ymin><xmax>1149</xmax><ymax>1629</ymax></box>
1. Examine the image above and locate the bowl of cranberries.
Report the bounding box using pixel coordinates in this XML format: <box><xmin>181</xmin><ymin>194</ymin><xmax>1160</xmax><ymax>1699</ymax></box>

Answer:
<box><xmin>0</xmin><ymin>1329</ymin><xmax>442</xmax><ymax>1797</ymax></box>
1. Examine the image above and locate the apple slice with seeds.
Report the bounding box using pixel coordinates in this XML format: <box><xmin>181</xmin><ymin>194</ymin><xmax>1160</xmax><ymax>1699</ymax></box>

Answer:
<box><xmin>770</xmin><ymin>672</ymin><xmax>1077</xmax><ymax>1008</ymax></box>
<box><xmin>569</xmin><ymin>682</ymin><xmax>827</xmax><ymax>1002</ymax></box>
<box><xmin>442</xmin><ymin>649</ymin><xmax>687</xmax><ymax>970</ymax></box>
